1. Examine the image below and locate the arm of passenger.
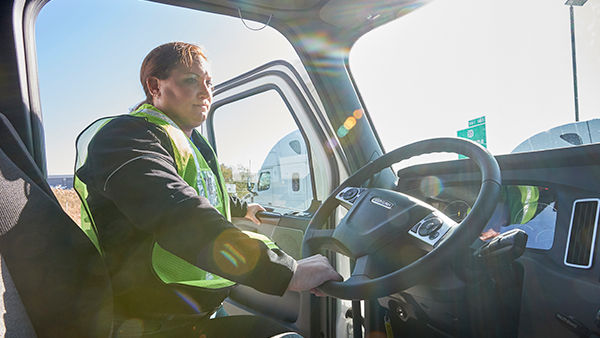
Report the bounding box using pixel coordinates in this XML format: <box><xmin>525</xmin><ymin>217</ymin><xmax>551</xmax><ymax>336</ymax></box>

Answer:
<box><xmin>84</xmin><ymin>118</ymin><xmax>295</xmax><ymax>295</ymax></box>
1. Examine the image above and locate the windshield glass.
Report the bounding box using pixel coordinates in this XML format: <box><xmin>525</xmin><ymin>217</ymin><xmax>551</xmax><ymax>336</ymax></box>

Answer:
<box><xmin>350</xmin><ymin>0</ymin><xmax>600</xmax><ymax>157</ymax></box>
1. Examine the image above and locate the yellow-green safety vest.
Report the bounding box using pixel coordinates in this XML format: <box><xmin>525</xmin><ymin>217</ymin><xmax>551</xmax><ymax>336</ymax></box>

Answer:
<box><xmin>505</xmin><ymin>185</ymin><xmax>540</xmax><ymax>225</ymax></box>
<box><xmin>74</xmin><ymin>104</ymin><xmax>276</xmax><ymax>290</ymax></box>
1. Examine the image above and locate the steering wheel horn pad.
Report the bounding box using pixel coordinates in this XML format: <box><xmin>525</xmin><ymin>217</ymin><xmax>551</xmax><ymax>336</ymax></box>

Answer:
<box><xmin>329</xmin><ymin>187</ymin><xmax>435</xmax><ymax>258</ymax></box>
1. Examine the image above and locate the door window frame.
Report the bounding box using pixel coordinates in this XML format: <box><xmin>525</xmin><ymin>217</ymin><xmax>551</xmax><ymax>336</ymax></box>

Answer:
<box><xmin>205</xmin><ymin>60</ymin><xmax>340</xmax><ymax>207</ymax></box>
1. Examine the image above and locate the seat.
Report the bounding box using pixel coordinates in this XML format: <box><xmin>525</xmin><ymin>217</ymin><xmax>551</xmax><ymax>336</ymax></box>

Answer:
<box><xmin>0</xmin><ymin>113</ymin><xmax>113</xmax><ymax>337</ymax></box>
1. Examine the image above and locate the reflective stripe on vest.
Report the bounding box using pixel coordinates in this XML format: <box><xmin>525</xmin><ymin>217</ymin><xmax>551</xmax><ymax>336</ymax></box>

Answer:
<box><xmin>74</xmin><ymin>104</ymin><xmax>237</xmax><ymax>289</ymax></box>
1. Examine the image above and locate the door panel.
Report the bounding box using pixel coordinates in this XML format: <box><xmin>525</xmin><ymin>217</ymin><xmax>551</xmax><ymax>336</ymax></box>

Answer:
<box><xmin>233</xmin><ymin>212</ymin><xmax>310</xmax><ymax>260</ymax></box>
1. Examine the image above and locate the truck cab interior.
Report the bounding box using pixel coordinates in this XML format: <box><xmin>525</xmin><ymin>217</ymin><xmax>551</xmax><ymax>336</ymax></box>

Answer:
<box><xmin>1</xmin><ymin>0</ymin><xmax>600</xmax><ymax>337</ymax></box>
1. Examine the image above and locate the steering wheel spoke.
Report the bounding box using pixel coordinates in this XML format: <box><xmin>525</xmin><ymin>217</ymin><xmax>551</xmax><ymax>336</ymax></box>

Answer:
<box><xmin>407</xmin><ymin>213</ymin><xmax>458</xmax><ymax>251</ymax></box>
<box><xmin>335</xmin><ymin>186</ymin><xmax>366</xmax><ymax>210</ymax></box>
<box><xmin>304</xmin><ymin>228</ymin><xmax>364</xmax><ymax>258</ymax></box>
<box><xmin>304</xmin><ymin>228</ymin><xmax>337</xmax><ymax>250</ymax></box>
<box><xmin>351</xmin><ymin>255</ymin><xmax>371</xmax><ymax>277</ymax></box>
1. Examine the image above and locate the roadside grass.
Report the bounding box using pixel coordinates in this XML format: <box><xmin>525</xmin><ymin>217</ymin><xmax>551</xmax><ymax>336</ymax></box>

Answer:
<box><xmin>51</xmin><ymin>187</ymin><xmax>81</xmax><ymax>225</ymax></box>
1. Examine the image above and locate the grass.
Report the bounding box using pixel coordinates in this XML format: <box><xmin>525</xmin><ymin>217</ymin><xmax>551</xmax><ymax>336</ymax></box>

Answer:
<box><xmin>51</xmin><ymin>187</ymin><xmax>81</xmax><ymax>225</ymax></box>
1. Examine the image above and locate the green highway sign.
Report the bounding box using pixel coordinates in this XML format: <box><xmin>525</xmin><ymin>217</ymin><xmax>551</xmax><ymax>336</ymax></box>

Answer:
<box><xmin>458</xmin><ymin>116</ymin><xmax>487</xmax><ymax>159</ymax></box>
<box><xmin>457</xmin><ymin>124</ymin><xmax>486</xmax><ymax>147</ymax></box>
<box><xmin>468</xmin><ymin>116</ymin><xmax>486</xmax><ymax>127</ymax></box>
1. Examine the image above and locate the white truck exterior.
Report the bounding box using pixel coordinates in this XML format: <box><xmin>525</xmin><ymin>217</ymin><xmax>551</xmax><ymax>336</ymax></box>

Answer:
<box><xmin>252</xmin><ymin>130</ymin><xmax>312</xmax><ymax>213</ymax></box>
<box><xmin>512</xmin><ymin>119</ymin><xmax>600</xmax><ymax>153</ymax></box>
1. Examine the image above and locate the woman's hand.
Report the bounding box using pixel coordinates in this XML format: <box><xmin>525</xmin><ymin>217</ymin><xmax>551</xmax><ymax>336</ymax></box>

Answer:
<box><xmin>286</xmin><ymin>254</ymin><xmax>343</xmax><ymax>296</ymax></box>
<box><xmin>244</xmin><ymin>203</ymin><xmax>266</xmax><ymax>224</ymax></box>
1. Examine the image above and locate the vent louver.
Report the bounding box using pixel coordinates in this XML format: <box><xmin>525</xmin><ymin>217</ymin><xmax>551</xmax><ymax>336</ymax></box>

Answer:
<box><xmin>564</xmin><ymin>199</ymin><xmax>599</xmax><ymax>269</ymax></box>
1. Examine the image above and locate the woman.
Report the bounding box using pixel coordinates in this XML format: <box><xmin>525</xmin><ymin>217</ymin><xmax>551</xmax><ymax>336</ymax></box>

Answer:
<box><xmin>75</xmin><ymin>42</ymin><xmax>341</xmax><ymax>336</ymax></box>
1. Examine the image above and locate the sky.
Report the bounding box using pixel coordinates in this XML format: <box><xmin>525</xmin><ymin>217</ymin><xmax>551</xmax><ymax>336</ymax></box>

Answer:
<box><xmin>36</xmin><ymin>0</ymin><xmax>599</xmax><ymax>174</ymax></box>
<box><xmin>351</xmin><ymin>0</ymin><xmax>600</xmax><ymax>159</ymax></box>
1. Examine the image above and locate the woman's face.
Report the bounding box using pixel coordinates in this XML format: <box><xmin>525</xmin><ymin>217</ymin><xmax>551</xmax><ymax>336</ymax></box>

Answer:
<box><xmin>151</xmin><ymin>58</ymin><xmax>213</xmax><ymax>136</ymax></box>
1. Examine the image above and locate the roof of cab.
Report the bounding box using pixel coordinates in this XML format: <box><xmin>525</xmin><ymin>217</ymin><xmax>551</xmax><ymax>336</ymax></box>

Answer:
<box><xmin>150</xmin><ymin>0</ymin><xmax>431</xmax><ymax>46</ymax></box>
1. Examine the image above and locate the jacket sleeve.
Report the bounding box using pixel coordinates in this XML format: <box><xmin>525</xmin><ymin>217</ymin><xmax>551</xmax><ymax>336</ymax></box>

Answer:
<box><xmin>229</xmin><ymin>195</ymin><xmax>248</xmax><ymax>217</ymax></box>
<box><xmin>79</xmin><ymin>116</ymin><xmax>295</xmax><ymax>295</ymax></box>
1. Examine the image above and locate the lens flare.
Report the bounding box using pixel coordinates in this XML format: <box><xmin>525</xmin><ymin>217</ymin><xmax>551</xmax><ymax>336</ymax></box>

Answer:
<box><xmin>296</xmin><ymin>32</ymin><xmax>349</xmax><ymax>58</ymax></box>
<box><xmin>343</xmin><ymin>117</ymin><xmax>357</xmax><ymax>130</ymax></box>
<box><xmin>326</xmin><ymin>136</ymin><xmax>340</xmax><ymax>151</ymax></box>
<box><xmin>337</xmin><ymin>125</ymin><xmax>349</xmax><ymax>138</ymax></box>
<box><xmin>419</xmin><ymin>176</ymin><xmax>443</xmax><ymax>197</ymax></box>
<box><xmin>213</xmin><ymin>229</ymin><xmax>260</xmax><ymax>275</ymax></box>
<box><xmin>397</xmin><ymin>3</ymin><xmax>425</xmax><ymax>17</ymax></box>
<box><xmin>218</xmin><ymin>242</ymin><xmax>248</xmax><ymax>268</ymax></box>
<box><xmin>292</xmin><ymin>31</ymin><xmax>350</xmax><ymax>76</ymax></box>
<box><xmin>353</xmin><ymin>109</ymin><xmax>364</xmax><ymax>119</ymax></box>
<box><xmin>224</xmin><ymin>243</ymin><xmax>246</xmax><ymax>264</ymax></box>
<box><xmin>219</xmin><ymin>250</ymin><xmax>238</xmax><ymax>268</ymax></box>
<box><xmin>336</xmin><ymin>108</ymin><xmax>365</xmax><ymax>139</ymax></box>
<box><xmin>174</xmin><ymin>290</ymin><xmax>202</xmax><ymax>314</ymax></box>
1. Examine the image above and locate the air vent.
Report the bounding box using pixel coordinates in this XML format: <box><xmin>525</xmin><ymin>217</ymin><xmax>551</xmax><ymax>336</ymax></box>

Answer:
<box><xmin>564</xmin><ymin>199</ymin><xmax>599</xmax><ymax>268</ymax></box>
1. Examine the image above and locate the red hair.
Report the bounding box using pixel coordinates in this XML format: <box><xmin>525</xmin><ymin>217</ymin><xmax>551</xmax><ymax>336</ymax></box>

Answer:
<box><xmin>140</xmin><ymin>42</ymin><xmax>207</xmax><ymax>103</ymax></box>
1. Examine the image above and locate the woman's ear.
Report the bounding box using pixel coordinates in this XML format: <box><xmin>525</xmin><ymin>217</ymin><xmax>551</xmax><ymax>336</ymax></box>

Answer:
<box><xmin>146</xmin><ymin>76</ymin><xmax>161</xmax><ymax>99</ymax></box>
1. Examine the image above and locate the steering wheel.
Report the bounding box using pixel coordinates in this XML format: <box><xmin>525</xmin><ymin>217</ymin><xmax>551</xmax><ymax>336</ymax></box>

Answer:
<box><xmin>302</xmin><ymin>137</ymin><xmax>501</xmax><ymax>300</ymax></box>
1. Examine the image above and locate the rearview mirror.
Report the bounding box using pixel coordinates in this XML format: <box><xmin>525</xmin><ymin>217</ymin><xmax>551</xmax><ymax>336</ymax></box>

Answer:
<box><xmin>247</xmin><ymin>177</ymin><xmax>256</xmax><ymax>194</ymax></box>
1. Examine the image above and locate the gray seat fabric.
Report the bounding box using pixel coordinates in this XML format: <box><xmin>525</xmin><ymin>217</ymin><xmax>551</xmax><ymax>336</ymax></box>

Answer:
<box><xmin>0</xmin><ymin>255</ymin><xmax>36</xmax><ymax>337</ymax></box>
<box><xmin>0</xmin><ymin>113</ymin><xmax>113</xmax><ymax>337</ymax></box>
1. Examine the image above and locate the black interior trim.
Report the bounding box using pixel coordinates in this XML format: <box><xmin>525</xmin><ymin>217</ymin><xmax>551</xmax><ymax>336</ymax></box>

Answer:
<box><xmin>0</xmin><ymin>113</ymin><xmax>114</xmax><ymax>337</ymax></box>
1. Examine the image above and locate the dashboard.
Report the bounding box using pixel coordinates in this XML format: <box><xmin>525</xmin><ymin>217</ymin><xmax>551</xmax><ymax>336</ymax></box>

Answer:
<box><xmin>386</xmin><ymin>143</ymin><xmax>600</xmax><ymax>337</ymax></box>
<box><xmin>397</xmin><ymin>181</ymin><xmax>557</xmax><ymax>250</ymax></box>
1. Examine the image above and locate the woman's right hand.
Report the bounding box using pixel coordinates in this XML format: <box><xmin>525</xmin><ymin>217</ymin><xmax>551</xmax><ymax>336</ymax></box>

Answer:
<box><xmin>286</xmin><ymin>254</ymin><xmax>343</xmax><ymax>296</ymax></box>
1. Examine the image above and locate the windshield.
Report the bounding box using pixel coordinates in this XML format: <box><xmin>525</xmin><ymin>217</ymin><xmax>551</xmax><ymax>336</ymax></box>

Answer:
<box><xmin>350</xmin><ymin>0</ymin><xmax>600</xmax><ymax>157</ymax></box>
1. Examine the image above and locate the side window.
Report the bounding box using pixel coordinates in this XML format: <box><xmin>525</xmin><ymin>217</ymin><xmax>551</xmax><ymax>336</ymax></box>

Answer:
<box><xmin>211</xmin><ymin>90</ymin><xmax>313</xmax><ymax>213</ymax></box>
<box><xmin>480</xmin><ymin>185</ymin><xmax>557</xmax><ymax>250</ymax></box>
<box><xmin>258</xmin><ymin>172</ymin><xmax>271</xmax><ymax>191</ymax></box>
<box><xmin>289</xmin><ymin>140</ymin><xmax>301</xmax><ymax>155</ymax></box>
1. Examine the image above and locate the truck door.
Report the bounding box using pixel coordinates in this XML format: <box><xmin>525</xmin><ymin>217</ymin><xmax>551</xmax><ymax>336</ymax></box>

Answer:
<box><xmin>204</xmin><ymin>60</ymin><xmax>340</xmax><ymax>336</ymax></box>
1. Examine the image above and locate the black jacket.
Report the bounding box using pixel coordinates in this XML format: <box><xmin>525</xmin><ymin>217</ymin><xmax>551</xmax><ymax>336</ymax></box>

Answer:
<box><xmin>77</xmin><ymin>115</ymin><xmax>295</xmax><ymax>317</ymax></box>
